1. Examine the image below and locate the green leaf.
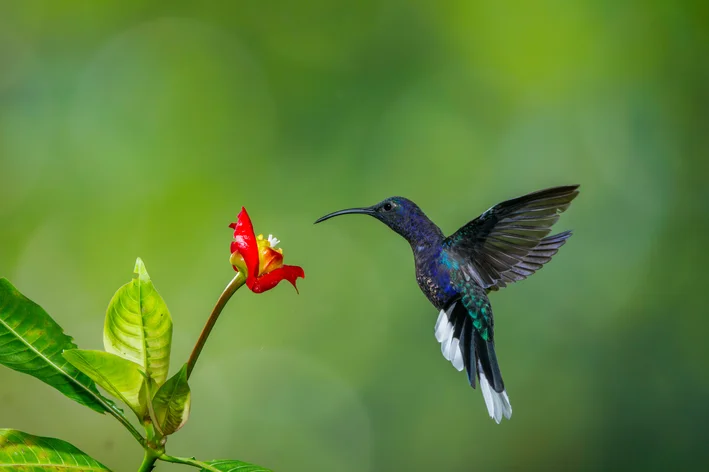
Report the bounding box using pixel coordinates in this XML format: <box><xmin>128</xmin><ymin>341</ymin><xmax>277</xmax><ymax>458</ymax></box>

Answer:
<box><xmin>152</xmin><ymin>364</ymin><xmax>191</xmax><ymax>435</ymax></box>
<box><xmin>63</xmin><ymin>349</ymin><xmax>147</xmax><ymax>418</ymax></box>
<box><xmin>0</xmin><ymin>278</ymin><xmax>108</xmax><ymax>413</ymax></box>
<box><xmin>104</xmin><ymin>258</ymin><xmax>172</xmax><ymax>386</ymax></box>
<box><xmin>201</xmin><ymin>460</ymin><xmax>273</xmax><ymax>472</ymax></box>
<box><xmin>0</xmin><ymin>429</ymin><xmax>111</xmax><ymax>471</ymax></box>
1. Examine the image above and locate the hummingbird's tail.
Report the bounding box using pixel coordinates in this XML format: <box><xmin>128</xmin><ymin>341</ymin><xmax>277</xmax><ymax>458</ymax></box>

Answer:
<box><xmin>473</xmin><ymin>331</ymin><xmax>512</xmax><ymax>424</ymax></box>
<box><xmin>436</xmin><ymin>302</ymin><xmax>512</xmax><ymax>423</ymax></box>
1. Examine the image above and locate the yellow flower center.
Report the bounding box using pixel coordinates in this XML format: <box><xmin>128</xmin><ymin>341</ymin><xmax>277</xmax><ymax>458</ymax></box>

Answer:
<box><xmin>256</xmin><ymin>234</ymin><xmax>284</xmax><ymax>276</ymax></box>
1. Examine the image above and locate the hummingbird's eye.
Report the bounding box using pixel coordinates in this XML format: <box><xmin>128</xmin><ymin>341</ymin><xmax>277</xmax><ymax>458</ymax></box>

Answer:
<box><xmin>382</xmin><ymin>202</ymin><xmax>394</xmax><ymax>212</ymax></box>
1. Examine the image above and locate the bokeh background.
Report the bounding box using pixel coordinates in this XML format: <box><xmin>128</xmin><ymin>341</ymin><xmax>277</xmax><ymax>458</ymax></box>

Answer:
<box><xmin>1</xmin><ymin>1</ymin><xmax>708</xmax><ymax>471</ymax></box>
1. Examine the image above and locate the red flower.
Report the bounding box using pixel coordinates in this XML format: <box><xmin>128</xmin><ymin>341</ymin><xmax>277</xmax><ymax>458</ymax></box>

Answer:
<box><xmin>229</xmin><ymin>208</ymin><xmax>305</xmax><ymax>293</ymax></box>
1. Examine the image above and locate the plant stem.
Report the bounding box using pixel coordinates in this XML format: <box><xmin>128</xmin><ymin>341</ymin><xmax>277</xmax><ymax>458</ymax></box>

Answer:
<box><xmin>103</xmin><ymin>400</ymin><xmax>147</xmax><ymax>447</ymax></box>
<box><xmin>159</xmin><ymin>454</ymin><xmax>222</xmax><ymax>471</ymax></box>
<box><xmin>186</xmin><ymin>272</ymin><xmax>246</xmax><ymax>379</ymax></box>
<box><xmin>138</xmin><ymin>448</ymin><xmax>161</xmax><ymax>472</ymax></box>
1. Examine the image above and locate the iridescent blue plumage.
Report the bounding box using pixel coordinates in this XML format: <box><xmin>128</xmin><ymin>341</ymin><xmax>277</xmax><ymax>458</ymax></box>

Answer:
<box><xmin>315</xmin><ymin>185</ymin><xmax>580</xmax><ymax>423</ymax></box>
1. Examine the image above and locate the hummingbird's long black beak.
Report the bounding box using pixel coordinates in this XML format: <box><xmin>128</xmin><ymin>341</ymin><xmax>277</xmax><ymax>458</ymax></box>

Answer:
<box><xmin>314</xmin><ymin>207</ymin><xmax>375</xmax><ymax>224</ymax></box>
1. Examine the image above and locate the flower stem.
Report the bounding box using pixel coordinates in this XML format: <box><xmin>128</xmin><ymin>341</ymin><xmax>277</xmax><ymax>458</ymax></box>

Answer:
<box><xmin>159</xmin><ymin>454</ymin><xmax>222</xmax><ymax>471</ymax></box>
<box><xmin>186</xmin><ymin>272</ymin><xmax>246</xmax><ymax>379</ymax></box>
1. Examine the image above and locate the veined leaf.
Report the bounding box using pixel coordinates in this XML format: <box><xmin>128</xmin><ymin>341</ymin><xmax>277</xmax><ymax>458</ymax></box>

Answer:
<box><xmin>0</xmin><ymin>279</ymin><xmax>107</xmax><ymax>413</ymax></box>
<box><xmin>63</xmin><ymin>349</ymin><xmax>147</xmax><ymax>419</ymax></box>
<box><xmin>104</xmin><ymin>258</ymin><xmax>172</xmax><ymax>386</ymax></box>
<box><xmin>152</xmin><ymin>364</ymin><xmax>191</xmax><ymax>436</ymax></box>
<box><xmin>0</xmin><ymin>429</ymin><xmax>111</xmax><ymax>471</ymax></box>
<box><xmin>201</xmin><ymin>460</ymin><xmax>273</xmax><ymax>472</ymax></box>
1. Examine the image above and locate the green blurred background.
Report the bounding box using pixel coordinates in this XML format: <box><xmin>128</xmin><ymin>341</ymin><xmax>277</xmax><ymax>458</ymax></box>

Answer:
<box><xmin>1</xmin><ymin>1</ymin><xmax>707</xmax><ymax>470</ymax></box>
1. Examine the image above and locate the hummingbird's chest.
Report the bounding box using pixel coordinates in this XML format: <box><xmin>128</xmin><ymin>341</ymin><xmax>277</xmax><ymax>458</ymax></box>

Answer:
<box><xmin>414</xmin><ymin>246</ymin><xmax>457</xmax><ymax>310</ymax></box>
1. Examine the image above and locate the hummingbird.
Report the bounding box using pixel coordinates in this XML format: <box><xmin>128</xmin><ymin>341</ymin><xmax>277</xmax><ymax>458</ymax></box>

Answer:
<box><xmin>315</xmin><ymin>185</ymin><xmax>579</xmax><ymax>423</ymax></box>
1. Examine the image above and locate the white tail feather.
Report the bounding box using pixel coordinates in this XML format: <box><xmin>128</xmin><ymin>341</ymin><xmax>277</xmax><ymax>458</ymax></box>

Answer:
<box><xmin>434</xmin><ymin>309</ymin><xmax>452</xmax><ymax>342</ymax></box>
<box><xmin>478</xmin><ymin>361</ymin><xmax>512</xmax><ymax>423</ymax></box>
<box><xmin>435</xmin><ymin>308</ymin><xmax>465</xmax><ymax>371</ymax></box>
<box><xmin>450</xmin><ymin>344</ymin><xmax>464</xmax><ymax>371</ymax></box>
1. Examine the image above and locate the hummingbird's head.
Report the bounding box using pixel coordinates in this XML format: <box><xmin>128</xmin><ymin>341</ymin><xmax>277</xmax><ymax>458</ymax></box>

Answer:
<box><xmin>315</xmin><ymin>196</ymin><xmax>442</xmax><ymax>243</ymax></box>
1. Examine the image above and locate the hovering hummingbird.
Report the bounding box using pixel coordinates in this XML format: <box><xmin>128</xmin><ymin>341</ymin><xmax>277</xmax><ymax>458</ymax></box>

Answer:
<box><xmin>315</xmin><ymin>185</ymin><xmax>579</xmax><ymax>423</ymax></box>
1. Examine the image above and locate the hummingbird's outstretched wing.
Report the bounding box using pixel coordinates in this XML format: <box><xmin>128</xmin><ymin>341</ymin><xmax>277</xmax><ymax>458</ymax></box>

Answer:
<box><xmin>443</xmin><ymin>185</ymin><xmax>579</xmax><ymax>291</ymax></box>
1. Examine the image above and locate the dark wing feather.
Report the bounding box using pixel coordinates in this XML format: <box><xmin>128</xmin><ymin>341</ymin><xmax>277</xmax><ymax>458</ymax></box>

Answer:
<box><xmin>443</xmin><ymin>185</ymin><xmax>579</xmax><ymax>291</ymax></box>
